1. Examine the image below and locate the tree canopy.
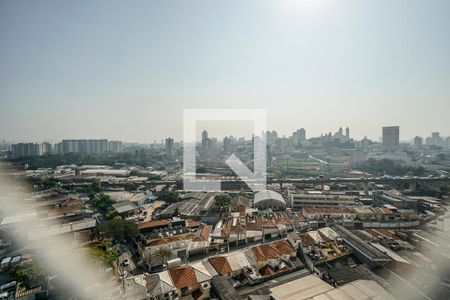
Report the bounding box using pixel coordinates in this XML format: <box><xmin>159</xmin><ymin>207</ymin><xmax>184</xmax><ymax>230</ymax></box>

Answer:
<box><xmin>358</xmin><ymin>159</ymin><xmax>426</xmax><ymax>176</ymax></box>
<box><xmin>93</xmin><ymin>192</ymin><xmax>115</xmax><ymax>214</ymax></box>
<box><xmin>215</xmin><ymin>194</ymin><xmax>232</xmax><ymax>212</ymax></box>
<box><xmin>99</xmin><ymin>217</ymin><xmax>138</xmax><ymax>241</ymax></box>
<box><xmin>157</xmin><ymin>190</ymin><xmax>179</xmax><ymax>204</ymax></box>
<box><xmin>10</xmin><ymin>261</ymin><xmax>46</xmax><ymax>289</ymax></box>
<box><xmin>91</xmin><ymin>179</ymin><xmax>102</xmax><ymax>193</ymax></box>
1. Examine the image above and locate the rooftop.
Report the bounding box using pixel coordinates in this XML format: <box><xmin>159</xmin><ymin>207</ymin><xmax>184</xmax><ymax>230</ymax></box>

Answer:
<box><xmin>112</xmin><ymin>201</ymin><xmax>138</xmax><ymax>214</ymax></box>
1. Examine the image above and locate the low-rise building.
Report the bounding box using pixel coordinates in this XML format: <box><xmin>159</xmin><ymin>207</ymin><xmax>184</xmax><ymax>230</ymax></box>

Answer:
<box><xmin>253</xmin><ymin>190</ymin><xmax>286</xmax><ymax>210</ymax></box>
<box><xmin>289</xmin><ymin>192</ymin><xmax>357</xmax><ymax>209</ymax></box>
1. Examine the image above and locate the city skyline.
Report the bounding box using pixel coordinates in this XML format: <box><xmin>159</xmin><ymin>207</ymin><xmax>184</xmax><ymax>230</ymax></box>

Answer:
<box><xmin>1</xmin><ymin>0</ymin><xmax>450</xmax><ymax>142</ymax></box>
<box><xmin>3</xmin><ymin>126</ymin><xmax>450</xmax><ymax>145</ymax></box>
<box><xmin>1</xmin><ymin>2</ymin><xmax>450</xmax><ymax>300</ymax></box>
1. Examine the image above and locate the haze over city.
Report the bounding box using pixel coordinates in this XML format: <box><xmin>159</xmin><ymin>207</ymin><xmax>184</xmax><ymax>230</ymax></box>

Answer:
<box><xmin>1</xmin><ymin>0</ymin><xmax>450</xmax><ymax>142</ymax></box>
<box><xmin>2</xmin><ymin>1</ymin><xmax>450</xmax><ymax>300</ymax></box>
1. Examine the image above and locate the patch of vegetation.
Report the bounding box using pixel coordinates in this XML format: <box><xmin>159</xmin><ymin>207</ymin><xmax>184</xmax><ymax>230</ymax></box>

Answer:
<box><xmin>11</xmin><ymin>151</ymin><xmax>163</xmax><ymax>169</ymax></box>
<box><xmin>215</xmin><ymin>194</ymin><xmax>232</xmax><ymax>212</ymax></box>
<box><xmin>10</xmin><ymin>261</ymin><xmax>46</xmax><ymax>290</ymax></box>
<box><xmin>88</xmin><ymin>242</ymin><xmax>119</xmax><ymax>264</ymax></box>
<box><xmin>90</xmin><ymin>179</ymin><xmax>102</xmax><ymax>192</ymax></box>
<box><xmin>93</xmin><ymin>192</ymin><xmax>115</xmax><ymax>215</ymax></box>
<box><xmin>157</xmin><ymin>190</ymin><xmax>179</xmax><ymax>204</ymax></box>
<box><xmin>358</xmin><ymin>159</ymin><xmax>426</xmax><ymax>176</ymax></box>
<box><xmin>99</xmin><ymin>217</ymin><xmax>138</xmax><ymax>241</ymax></box>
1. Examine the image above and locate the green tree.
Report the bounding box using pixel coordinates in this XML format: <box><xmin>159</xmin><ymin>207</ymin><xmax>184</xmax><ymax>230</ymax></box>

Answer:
<box><xmin>215</xmin><ymin>194</ymin><xmax>232</xmax><ymax>212</ymax></box>
<box><xmin>91</xmin><ymin>179</ymin><xmax>102</xmax><ymax>193</ymax></box>
<box><xmin>157</xmin><ymin>190</ymin><xmax>179</xmax><ymax>204</ymax></box>
<box><xmin>10</xmin><ymin>261</ymin><xmax>46</xmax><ymax>289</ymax></box>
<box><xmin>173</xmin><ymin>207</ymin><xmax>180</xmax><ymax>217</ymax></box>
<box><xmin>129</xmin><ymin>170</ymin><xmax>139</xmax><ymax>176</ymax></box>
<box><xmin>124</xmin><ymin>182</ymin><xmax>137</xmax><ymax>192</ymax></box>
<box><xmin>147</xmin><ymin>174</ymin><xmax>162</xmax><ymax>181</ymax></box>
<box><xmin>439</xmin><ymin>184</ymin><xmax>449</xmax><ymax>196</ymax></box>
<box><xmin>105</xmin><ymin>210</ymin><xmax>119</xmax><ymax>220</ymax></box>
<box><xmin>94</xmin><ymin>193</ymin><xmax>115</xmax><ymax>214</ymax></box>
<box><xmin>100</xmin><ymin>217</ymin><xmax>138</xmax><ymax>241</ymax></box>
<box><xmin>42</xmin><ymin>178</ymin><xmax>59</xmax><ymax>189</ymax></box>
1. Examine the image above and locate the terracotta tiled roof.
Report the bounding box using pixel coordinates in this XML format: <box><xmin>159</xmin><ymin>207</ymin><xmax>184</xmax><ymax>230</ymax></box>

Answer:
<box><xmin>298</xmin><ymin>233</ymin><xmax>315</xmax><ymax>247</ymax></box>
<box><xmin>208</xmin><ymin>256</ymin><xmax>232</xmax><ymax>275</ymax></box>
<box><xmin>252</xmin><ymin>244</ymin><xmax>280</xmax><ymax>262</ymax></box>
<box><xmin>138</xmin><ymin>219</ymin><xmax>171</xmax><ymax>230</ymax></box>
<box><xmin>257</xmin><ymin>216</ymin><xmax>278</xmax><ymax>228</ymax></box>
<box><xmin>230</xmin><ymin>225</ymin><xmax>246</xmax><ymax>235</ymax></box>
<box><xmin>245</xmin><ymin>217</ymin><xmax>261</xmax><ymax>231</ymax></box>
<box><xmin>273</xmin><ymin>239</ymin><xmax>296</xmax><ymax>254</ymax></box>
<box><xmin>186</xmin><ymin>218</ymin><xmax>200</xmax><ymax>228</ymax></box>
<box><xmin>296</xmin><ymin>212</ymin><xmax>306</xmax><ymax>221</ymax></box>
<box><xmin>273</xmin><ymin>212</ymin><xmax>293</xmax><ymax>225</ymax></box>
<box><xmin>381</xmin><ymin>207</ymin><xmax>394</xmax><ymax>215</ymax></box>
<box><xmin>259</xmin><ymin>264</ymin><xmax>277</xmax><ymax>276</ymax></box>
<box><xmin>251</xmin><ymin>239</ymin><xmax>295</xmax><ymax>262</ymax></box>
<box><xmin>192</xmin><ymin>224</ymin><xmax>212</xmax><ymax>242</ymax></box>
<box><xmin>168</xmin><ymin>266</ymin><xmax>198</xmax><ymax>289</ymax></box>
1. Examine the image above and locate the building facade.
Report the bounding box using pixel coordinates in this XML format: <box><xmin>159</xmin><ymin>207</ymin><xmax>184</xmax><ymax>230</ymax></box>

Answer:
<box><xmin>382</xmin><ymin>126</ymin><xmax>400</xmax><ymax>149</ymax></box>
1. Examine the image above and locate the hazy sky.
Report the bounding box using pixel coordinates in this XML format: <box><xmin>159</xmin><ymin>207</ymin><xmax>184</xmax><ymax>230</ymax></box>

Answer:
<box><xmin>1</xmin><ymin>0</ymin><xmax>449</xmax><ymax>143</ymax></box>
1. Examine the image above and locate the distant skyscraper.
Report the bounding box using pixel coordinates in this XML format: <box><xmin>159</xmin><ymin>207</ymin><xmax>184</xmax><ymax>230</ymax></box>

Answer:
<box><xmin>165</xmin><ymin>137</ymin><xmax>174</xmax><ymax>158</ymax></box>
<box><xmin>413</xmin><ymin>136</ymin><xmax>423</xmax><ymax>147</ymax></box>
<box><xmin>223</xmin><ymin>136</ymin><xmax>232</xmax><ymax>153</ymax></box>
<box><xmin>345</xmin><ymin>127</ymin><xmax>350</xmax><ymax>140</ymax></box>
<box><xmin>430</xmin><ymin>132</ymin><xmax>443</xmax><ymax>147</ymax></box>
<box><xmin>291</xmin><ymin>128</ymin><xmax>306</xmax><ymax>146</ymax></box>
<box><xmin>299</xmin><ymin>128</ymin><xmax>306</xmax><ymax>141</ymax></box>
<box><xmin>10</xmin><ymin>143</ymin><xmax>40</xmax><ymax>159</ymax></box>
<box><xmin>445</xmin><ymin>137</ymin><xmax>450</xmax><ymax>150</ymax></box>
<box><xmin>60</xmin><ymin>139</ymin><xmax>109</xmax><ymax>154</ymax></box>
<box><xmin>382</xmin><ymin>126</ymin><xmax>400</xmax><ymax>149</ymax></box>
<box><xmin>39</xmin><ymin>142</ymin><xmax>52</xmax><ymax>156</ymax></box>
<box><xmin>201</xmin><ymin>130</ymin><xmax>208</xmax><ymax>141</ymax></box>
<box><xmin>201</xmin><ymin>130</ymin><xmax>212</xmax><ymax>155</ymax></box>
<box><xmin>108</xmin><ymin>140</ymin><xmax>122</xmax><ymax>153</ymax></box>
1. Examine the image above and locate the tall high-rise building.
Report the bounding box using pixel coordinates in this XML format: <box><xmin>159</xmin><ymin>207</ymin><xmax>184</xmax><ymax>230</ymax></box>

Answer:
<box><xmin>413</xmin><ymin>136</ymin><xmax>423</xmax><ymax>147</ymax></box>
<box><xmin>201</xmin><ymin>130</ymin><xmax>208</xmax><ymax>141</ymax></box>
<box><xmin>39</xmin><ymin>142</ymin><xmax>52</xmax><ymax>156</ymax></box>
<box><xmin>291</xmin><ymin>128</ymin><xmax>306</xmax><ymax>146</ymax></box>
<box><xmin>265</xmin><ymin>130</ymin><xmax>278</xmax><ymax>146</ymax></box>
<box><xmin>165</xmin><ymin>137</ymin><xmax>174</xmax><ymax>158</ymax></box>
<box><xmin>445</xmin><ymin>137</ymin><xmax>450</xmax><ymax>150</ymax></box>
<box><xmin>427</xmin><ymin>132</ymin><xmax>444</xmax><ymax>147</ymax></box>
<box><xmin>61</xmin><ymin>139</ymin><xmax>109</xmax><ymax>154</ymax></box>
<box><xmin>108</xmin><ymin>141</ymin><xmax>122</xmax><ymax>153</ymax></box>
<box><xmin>345</xmin><ymin>127</ymin><xmax>350</xmax><ymax>140</ymax></box>
<box><xmin>201</xmin><ymin>130</ymin><xmax>212</xmax><ymax>154</ymax></box>
<box><xmin>10</xmin><ymin>143</ymin><xmax>40</xmax><ymax>159</ymax></box>
<box><xmin>382</xmin><ymin>126</ymin><xmax>400</xmax><ymax>149</ymax></box>
<box><xmin>223</xmin><ymin>136</ymin><xmax>233</xmax><ymax>153</ymax></box>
